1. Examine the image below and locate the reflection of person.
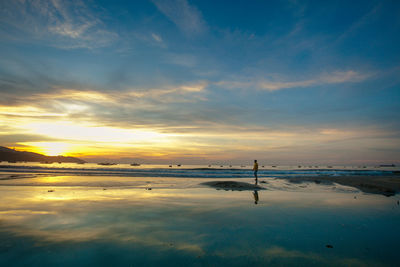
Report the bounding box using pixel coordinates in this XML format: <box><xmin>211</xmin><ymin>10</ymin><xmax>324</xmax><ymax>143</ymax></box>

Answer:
<box><xmin>253</xmin><ymin>160</ymin><xmax>258</xmax><ymax>184</ymax></box>
<box><xmin>253</xmin><ymin>190</ymin><xmax>259</xmax><ymax>204</ymax></box>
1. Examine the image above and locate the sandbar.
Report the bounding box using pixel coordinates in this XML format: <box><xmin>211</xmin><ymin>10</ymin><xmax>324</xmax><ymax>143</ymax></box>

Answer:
<box><xmin>201</xmin><ymin>181</ymin><xmax>265</xmax><ymax>191</ymax></box>
<box><xmin>281</xmin><ymin>175</ymin><xmax>400</xmax><ymax>197</ymax></box>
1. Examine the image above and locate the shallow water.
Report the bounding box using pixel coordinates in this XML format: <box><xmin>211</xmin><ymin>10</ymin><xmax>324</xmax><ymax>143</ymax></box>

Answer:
<box><xmin>0</xmin><ymin>175</ymin><xmax>399</xmax><ymax>266</ymax></box>
<box><xmin>0</xmin><ymin>162</ymin><xmax>398</xmax><ymax>179</ymax></box>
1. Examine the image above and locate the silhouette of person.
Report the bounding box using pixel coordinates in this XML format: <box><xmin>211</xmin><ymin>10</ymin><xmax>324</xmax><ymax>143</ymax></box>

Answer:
<box><xmin>253</xmin><ymin>190</ymin><xmax>259</xmax><ymax>204</ymax></box>
<box><xmin>253</xmin><ymin>159</ymin><xmax>258</xmax><ymax>184</ymax></box>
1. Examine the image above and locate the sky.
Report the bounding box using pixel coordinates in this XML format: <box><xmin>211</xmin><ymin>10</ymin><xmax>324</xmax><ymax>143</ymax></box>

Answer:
<box><xmin>0</xmin><ymin>0</ymin><xmax>399</xmax><ymax>165</ymax></box>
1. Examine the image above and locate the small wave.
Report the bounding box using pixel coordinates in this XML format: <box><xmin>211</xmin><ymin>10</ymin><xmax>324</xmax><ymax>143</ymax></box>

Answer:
<box><xmin>0</xmin><ymin>165</ymin><xmax>395</xmax><ymax>179</ymax></box>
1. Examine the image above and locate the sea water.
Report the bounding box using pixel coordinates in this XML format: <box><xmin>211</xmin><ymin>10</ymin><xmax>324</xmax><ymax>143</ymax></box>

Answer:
<box><xmin>0</xmin><ymin>163</ymin><xmax>399</xmax><ymax>266</ymax></box>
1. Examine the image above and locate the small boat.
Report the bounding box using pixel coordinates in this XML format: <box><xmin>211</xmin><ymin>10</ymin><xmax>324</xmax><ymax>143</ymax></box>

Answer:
<box><xmin>130</xmin><ymin>163</ymin><xmax>141</xmax><ymax>166</ymax></box>
<box><xmin>177</xmin><ymin>164</ymin><xmax>181</xmax><ymax>167</ymax></box>
<box><xmin>97</xmin><ymin>163</ymin><xmax>116</xmax><ymax>166</ymax></box>
<box><xmin>169</xmin><ymin>165</ymin><xmax>172</xmax><ymax>167</ymax></box>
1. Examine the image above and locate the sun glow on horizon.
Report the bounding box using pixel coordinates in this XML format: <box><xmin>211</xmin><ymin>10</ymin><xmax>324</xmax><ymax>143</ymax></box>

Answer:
<box><xmin>20</xmin><ymin>142</ymin><xmax>71</xmax><ymax>156</ymax></box>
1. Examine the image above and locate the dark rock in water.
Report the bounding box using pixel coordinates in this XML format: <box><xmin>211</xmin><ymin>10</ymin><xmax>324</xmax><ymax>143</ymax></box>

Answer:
<box><xmin>326</xmin><ymin>244</ymin><xmax>333</xmax><ymax>248</ymax></box>
<box><xmin>201</xmin><ymin>181</ymin><xmax>265</xmax><ymax>191</ymax></box>
<box><xmin>146</xmin><ymin>188</ymin><xmax>152</xmax><ymax>190</ymax></box>
<box><xmin>260</xmin><ymin>181</ymin><xmax>267</xmax><ymax>184</ymax></box>
<box><xmin>314</xmin><ymin>180</ymin><xmax>321</xmax><ymax>184</ymax></box>
<box><xmin>397</xmin><ymin>200</ymin><xmax>399</xmax><ymax>205</ymax></box>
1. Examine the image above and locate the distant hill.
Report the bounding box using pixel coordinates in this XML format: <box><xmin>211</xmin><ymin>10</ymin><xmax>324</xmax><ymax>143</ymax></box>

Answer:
<box><xmin>0</xmin><ymin>146</ymin><xmax>86</xmax><ymax>164</ymax></box>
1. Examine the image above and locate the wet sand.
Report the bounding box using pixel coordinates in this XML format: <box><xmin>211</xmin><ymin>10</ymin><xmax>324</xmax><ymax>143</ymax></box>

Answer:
<box><xmin>201</xmin><ymin>181</ymin><xmax>265</xmax><ymax>191</ymax></box>
<box><xmin>281</xmin><ymin>175</ymin><xmax>400</xmax><ymax>196</ymax></box>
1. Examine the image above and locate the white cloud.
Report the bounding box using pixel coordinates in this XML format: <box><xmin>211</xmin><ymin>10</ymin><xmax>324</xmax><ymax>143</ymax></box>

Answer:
<box><xmin>151</xmin><ymin>33</ymin><xmax>163</xmax><ymax>42</ymax></box>
<box><xmin>152</xmin><ymin>0</ymin><xmax>207</xmax><ymax>35</ymax></box>
<box><xmin>0</xmin><ymin>0</ymin><xmax>118</xmax><ymax>49</ymax></box>
<box><xmin>217</xmin><ymin>70</ymin><xmax>371</xmax><ymax>91</ymax></box>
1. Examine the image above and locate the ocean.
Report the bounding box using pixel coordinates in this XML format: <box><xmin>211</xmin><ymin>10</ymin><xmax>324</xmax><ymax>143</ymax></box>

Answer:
<box><xmin>0</xmin><ymin>162</ymin><xmax>398</xmax><ymax>179</ymax></box>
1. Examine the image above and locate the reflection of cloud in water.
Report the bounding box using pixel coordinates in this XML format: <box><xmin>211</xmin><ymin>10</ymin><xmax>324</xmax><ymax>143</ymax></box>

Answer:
<box><xmin>0</xmin><ymin>182</ymin><xmax>398</xmax><ymax>265</ymax></box>
<box><xmin>263</xmin><ymin>246</ymin><xmax>374</xmax><ymax>266</ymax></box>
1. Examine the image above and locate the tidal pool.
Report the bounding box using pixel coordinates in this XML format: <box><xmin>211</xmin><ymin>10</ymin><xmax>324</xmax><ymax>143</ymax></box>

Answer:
<box><xmin>0</xmin><ymin>176</ymin><xmax>399</xmax><ymax>266</ymax></box>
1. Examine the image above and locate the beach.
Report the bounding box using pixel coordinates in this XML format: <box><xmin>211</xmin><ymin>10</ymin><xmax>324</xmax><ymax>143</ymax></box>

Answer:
<box><xmin>0</xmin><ymin>164</ymin><xmax>399</xmax><ymax>266</ymax></box>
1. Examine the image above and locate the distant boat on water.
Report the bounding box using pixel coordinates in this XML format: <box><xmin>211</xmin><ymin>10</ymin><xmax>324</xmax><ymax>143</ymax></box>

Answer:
<box><xmin>130</xmin><ymin>163</ymin><xmax>141</xmax><ymax>166</ymax></box>
<box><xmin>379</xmin><ymin>164</ymin><xmax>396</xmax><ymax>167</ymax></box>
<box><xmin>98</xmin><ymin>163</ymin><xmax>117</xmax><ymax>166</ymax></box>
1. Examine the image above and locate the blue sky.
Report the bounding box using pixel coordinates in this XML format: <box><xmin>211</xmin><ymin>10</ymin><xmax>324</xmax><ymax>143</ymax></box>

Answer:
<box><xmin>0</xmin><ymin>0</ymin><xmax>399</xmax><ymax>164</ymax></box>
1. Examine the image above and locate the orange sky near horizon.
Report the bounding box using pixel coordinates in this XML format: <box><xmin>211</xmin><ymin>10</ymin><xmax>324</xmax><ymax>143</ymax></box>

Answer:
<box><xmin>2</xmin><ymin>98</ymin><xmax>398</xmax><ymax>164</ymax></box>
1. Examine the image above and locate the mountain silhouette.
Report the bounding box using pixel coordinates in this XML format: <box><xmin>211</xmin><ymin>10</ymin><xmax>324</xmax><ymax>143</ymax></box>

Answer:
<box><xmin>0</xmin><ymin>146</ymin><xmax>85</xmax><ymax>164</ymax></box>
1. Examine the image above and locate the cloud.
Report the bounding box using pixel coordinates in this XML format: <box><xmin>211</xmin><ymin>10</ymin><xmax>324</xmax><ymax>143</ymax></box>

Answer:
<box><xmin>335</xmin><ymin>3</ymin><xmax>382</xmax><ymax>44</ymax></box>
<box><xmin>0</xmin><ymin>0</ymin><xmax>118</xmax><ymax>49</ymax></box>
<box><xmin>217</xmin><ymin>70</ymin><xmax>371</xmax><ymax>91</ymax></box>
<box><xmin>151</xmin><ymin>33</ymin><xmax>163</xmax><ymax>42</ymax></box>
<box><xmin>152</xmin><ymin>0</ymin><xmax>207</xmax><ymax>35</ymax></box>
<box><xmin>165</xmin><ymin>53</ymin><xmax>197</xmax><ymax>67</ymax></box>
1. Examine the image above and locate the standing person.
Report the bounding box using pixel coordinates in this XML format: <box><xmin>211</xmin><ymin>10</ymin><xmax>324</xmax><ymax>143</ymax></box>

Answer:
<box><xmin>253</xmin><ymin>159</ymin><xmax>258</xmax><ymax>184</ymax></box>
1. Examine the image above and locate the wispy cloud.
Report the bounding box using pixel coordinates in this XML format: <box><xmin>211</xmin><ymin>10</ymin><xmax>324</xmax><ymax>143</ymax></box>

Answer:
<box><xmin>151</xmin><ymin>33</ymin><xmax>163</xmax><ymax>42</ymax></box>
<box><xmin>0</xmin><ymin>0</ymin><xmax>118</xmax><ymax>49</ymax></box>
<box><xmin>335</xmin><ymin>3</ymin><xmax>382</xmax><ymax>44</ymax></box>
<box><xmin>152</xmin><ymin>0</ymin><xmax>207</xmax><ymax>35</ymax></box>
<box><xmin>217</xmin><ymin>70</ymin><xmax>371</xmax><ymax>91</ymax></box>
